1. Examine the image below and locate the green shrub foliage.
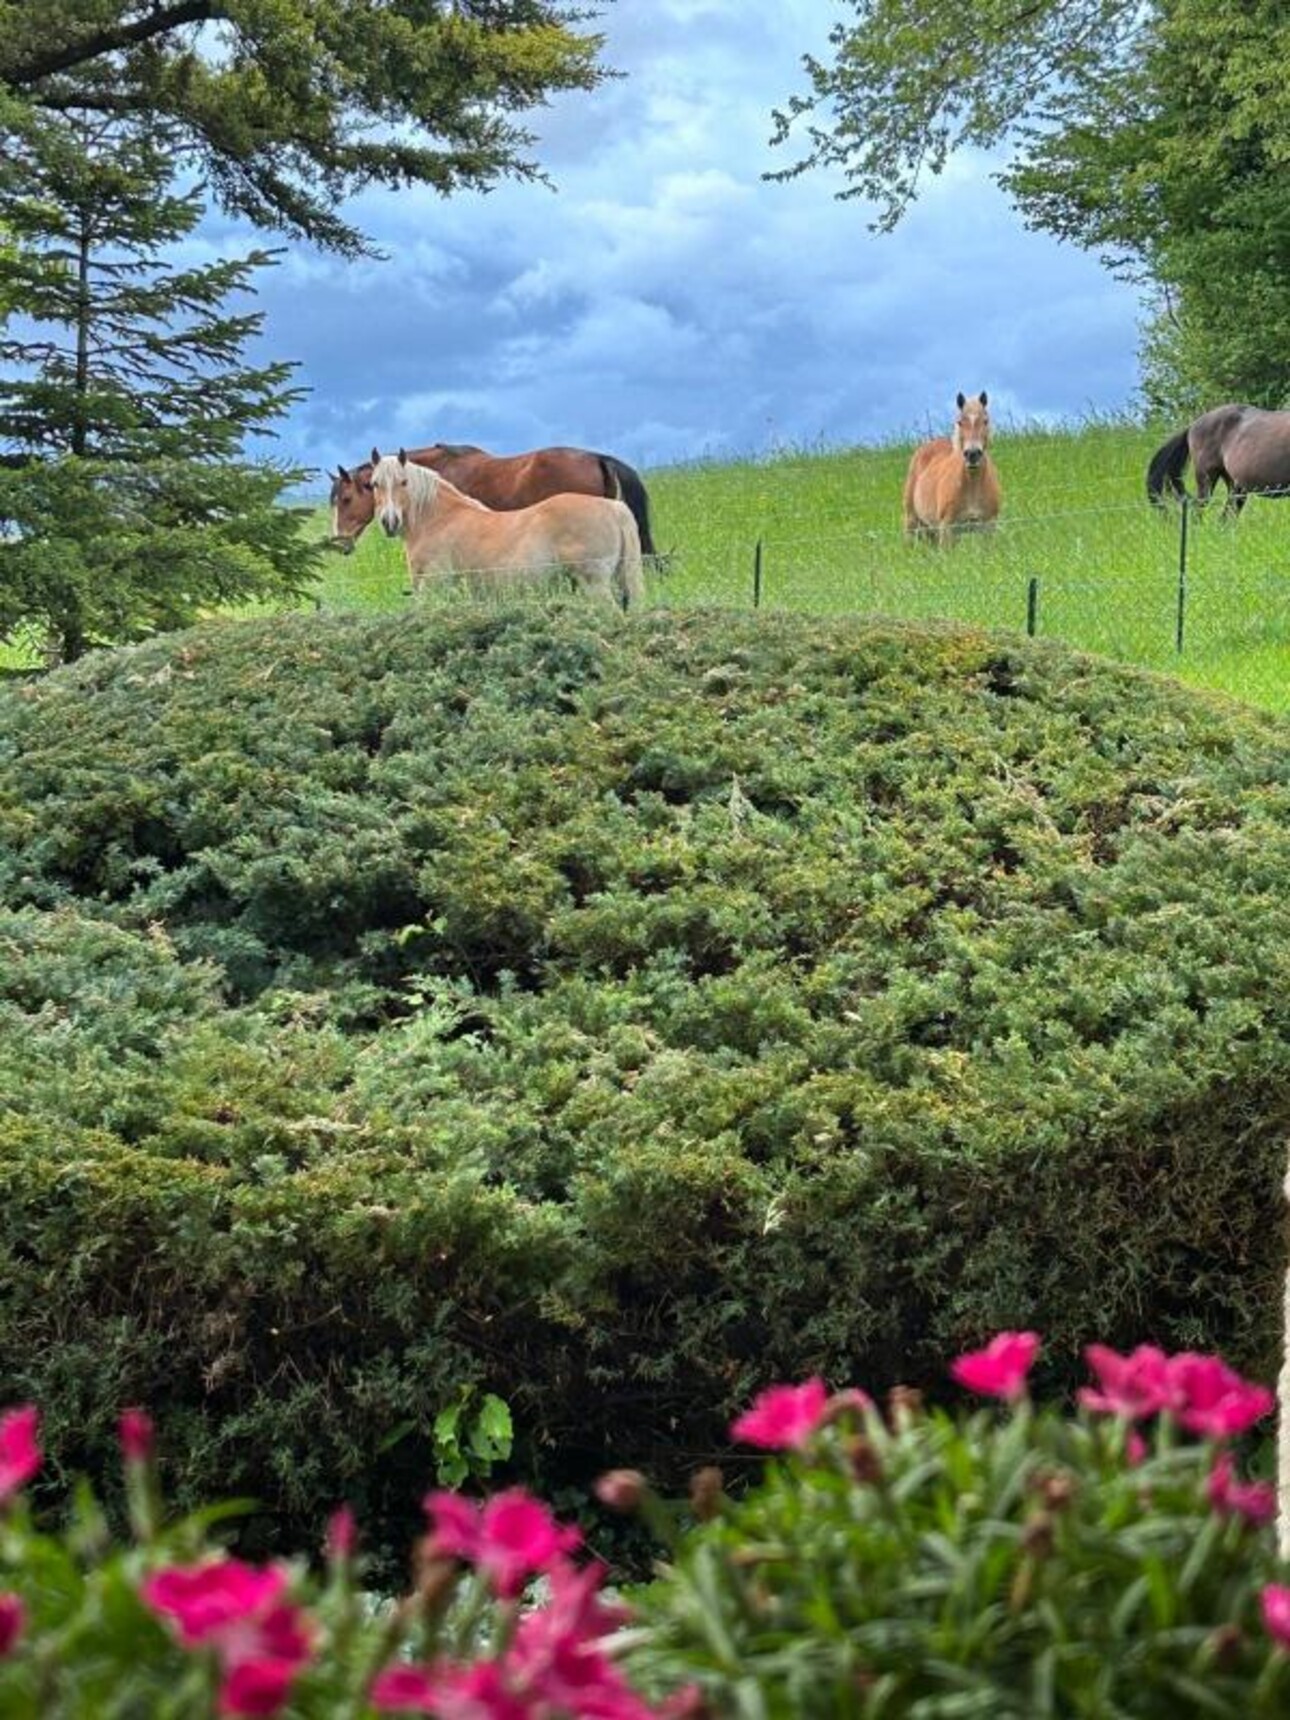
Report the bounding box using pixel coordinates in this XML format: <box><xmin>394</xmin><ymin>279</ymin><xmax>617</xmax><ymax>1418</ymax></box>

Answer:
<box><xmin>2</xmin><ymin>604</ymin><xmax>1289</xmax><ymax>1561</ymax></box>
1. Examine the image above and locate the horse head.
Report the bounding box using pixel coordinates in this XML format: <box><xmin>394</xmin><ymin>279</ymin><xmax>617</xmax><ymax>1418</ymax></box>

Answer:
<box><xmin>328</xmin><ymin>462</ymin><xmax>375</xmax><ymax>554</ymax></box>
<box><xmin>953</xmin><ymin>391</ymin><xmax>991</xmax><ymax>469</ymax></box>
<box><xmin>370</xmin><ymin>448</ymin><xmax>417</xmax><ymax>538</ymax></box>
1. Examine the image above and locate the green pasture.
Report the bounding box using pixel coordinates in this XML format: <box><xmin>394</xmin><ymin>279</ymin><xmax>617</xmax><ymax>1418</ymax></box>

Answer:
<box><xmin>304</xmin><ymin>418</ymin><xmax>1290</xmax><ymax>711</ymax></box>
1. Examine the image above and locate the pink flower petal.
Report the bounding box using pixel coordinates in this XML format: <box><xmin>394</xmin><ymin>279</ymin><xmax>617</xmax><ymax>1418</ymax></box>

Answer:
<box><xmin>730</xmin><ymin>1379</ymin><xmax>829</xmax><ymax>1450</ymax></box>
<box><xmin>1167</xmin><ymin>1353</ymin><xmax>1273</xmax><ymax>1440</ymax></box>
<box><xmin>1262</xmin><ymin>1584</ymin><xmax>1290</xmax><ymax>1649</ymax></box>
<box><xmin>950</xmin><ymin>1332</ymin><xmax>1040</xmax><ymax>1401</ymax></box>
<box><xmin>0</xmin><ymin>1593</ymin><xmax>24</xmax><ymax>1658</ymax></box>
<box><xmin>0</xmin><ymin>1406</ymin><xmax>40</xmax><ymax>1502</ymax></box>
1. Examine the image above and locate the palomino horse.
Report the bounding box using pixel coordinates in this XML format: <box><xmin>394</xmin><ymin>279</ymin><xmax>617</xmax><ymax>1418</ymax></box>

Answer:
<box><xmin>1146</xmin><ymin>404</ymin><xmax>1290</xmax><ymax>515</ymax></box>
<box><xmin>330</xmin><ymin>443</ymin><xmax>655</xmax><ymax>556</ymax></box>
<box><xmin>903</xmin><ymin>392</ymin><xmax>1002</xmax><ymax>546</ymax></box>
<box><xmin>369</xmin><ymin>449</ymin><xmax>645</xmax><ymax>611</ymax></box>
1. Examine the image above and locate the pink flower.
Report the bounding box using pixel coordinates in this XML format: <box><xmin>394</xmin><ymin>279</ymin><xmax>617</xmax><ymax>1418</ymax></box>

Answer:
<box><xmin>143</xmin><ymin>1558</ymin><xmax>310</xmax><ymax>1717</ymax></box>
<box><xmin>371</xmin><ymin>1660</ymin><xmax>525</xmax><ymax>1719</ymax></box>
<box><xmin>730</xmin><ymin>1378</ymin><xmax>829</xmax><ymax>1450</ymax></box>
<box><xmin>950</xmin><ymin>1332</ymin><xmax>1040</xmax><ymax>1401</ymax></box>
<box><xmin>0</xmin><ymin>1593</ymin><xmax>24</xmax><ymax>1657</ymax></box>
<box><xmin>1207</xmin><ymin>1451</ymin><xmax>1276</xmax><ymax>1526</ymax></box>
<box><xmin>422</xmin><ymin>1489</ymin><xmax>581</xmax><ymax>1599</ymax></box>
<box><xmin>325</xmin><ymin>1505</ymin><xmax>357</xmax><ymax>1563</ymax></box>
<box><xmin>218</xmin><ymin>1657</ymin><xmax>299</xmax><ymax>1718</ymax></box>
<box><xmin>373</xmin><ymin>1560</ymin><xmax>660</xmax><ymax>1719</ymax></box>
<box><xmin>477</xmin><ymin>1492</ymin><xmax>582</xmax><ymax>1600</ymax></box>
<box><xmin>422</xmin><ymin>1489</ymin><xmax>480</xmax><ymax>1562</ymax></box>
<box><xmin>119</xmin><ymin>1408</ymin><xmax>155</xmax><ymax>1465</ymax></box>
<box><xmin>509</xmin><ymin>1561</ymin><xmax>655</xmax><ymax>1718</ymax></box>
<box><xmin>1079</xmin><ymin>1345</ymin><xmax>1172</xmax><ymax>1421</ymax></box>
<box><xmin>143</xmin><ymin>1560</ymin><xmax>289</xmax><ymax>1646</ymax></box>
<box><xmin>1125</xmin><ymin>1430</ymin><xmax>1148</xmax><ymax>1468</ymax></box>
<box><xmin>1262</xmin><ymin>1584</ymin><xmax>1290</xmax><ymax>1649</ymax></box>
<box><xmin>1166</xmin><ymin>1353</ymin><xmax>1273</xmax><ymax>1440</ymax></box>
<box><xmin>0</xmin><ymin>1406</ymin><xmax>40</xmax><ymax>1502</ymax></box>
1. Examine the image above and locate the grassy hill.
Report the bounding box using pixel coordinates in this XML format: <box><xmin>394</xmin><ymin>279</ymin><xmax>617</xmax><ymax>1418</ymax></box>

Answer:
<box><xmin>312</xmin><ymin>418</ymin><xmax>1290</xmax><ymax>711</ymax></box>
<box><xmin>3</xmin><ymin>602</ymin><xmax>1290</xmax><ymax>1559</ymax></box>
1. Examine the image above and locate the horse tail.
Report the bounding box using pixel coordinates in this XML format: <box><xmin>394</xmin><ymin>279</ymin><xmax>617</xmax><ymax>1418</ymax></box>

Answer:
<box><xmin>600</xmin><ymin>455</ymin><xmax>656</xmax><ymax>557</ymax></box>
<box><xmin>613</xmin><ymin>506</ymin><xmax>645</xmax><ymax>613</ymax></box>
<box><xmin>1146</xmin><ymin>427</ymin><xmax>1191</xmax><ymax>507</ymax></box>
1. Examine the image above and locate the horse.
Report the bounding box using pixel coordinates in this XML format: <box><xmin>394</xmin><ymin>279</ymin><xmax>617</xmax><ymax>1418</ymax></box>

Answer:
<box><xmin>903</xmin><ymin>392</ymin><xmax>1002</xmax><ymax>546</ymax></box>
<box><xmin>1146</xmin><ymin>404</ymin><xmax>1290</xmax><ymax>515</ymax></box>
<box><xmin>368</xmin><ymin>449</ymin><xmax>645</xmax><ymax>611</ymax></box>
<box><xmin>330</xmin><ymin>442</ymin><xmax>656</xmax><ymax>557</ymax></box>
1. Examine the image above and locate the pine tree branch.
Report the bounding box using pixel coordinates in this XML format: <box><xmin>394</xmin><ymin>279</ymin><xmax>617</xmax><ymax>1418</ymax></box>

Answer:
<box><xmin>5</xmin><ymin>1</ymin><xmax>219</xmax><ymax>88</ymax></box>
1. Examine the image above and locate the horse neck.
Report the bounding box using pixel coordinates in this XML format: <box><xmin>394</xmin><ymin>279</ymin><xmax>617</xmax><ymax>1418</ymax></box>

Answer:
<box><xmin>404</xmin><ymin>468</ymin><xmax>489</xmax><ymax>541</ymax></box>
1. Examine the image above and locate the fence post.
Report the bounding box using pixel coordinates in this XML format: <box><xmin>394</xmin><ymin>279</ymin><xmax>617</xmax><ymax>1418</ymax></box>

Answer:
<box><xmin>753</xmin><ymin>537</ymin><xmax>763</xmax><ymax>609</ymax></box>
<box><xmin>1175</xmin><ymin>495</ymin><xmax>1189</xmax><ymax>653</ymax></box>
<box><xmin>1026</xmin><ymin>575</ymin><xmax>1039</xmax><ymax>638</ymax></box>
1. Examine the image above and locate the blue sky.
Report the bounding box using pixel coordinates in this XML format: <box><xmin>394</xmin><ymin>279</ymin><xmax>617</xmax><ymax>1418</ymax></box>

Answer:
<box><xmin>230</xmin><ymin>0</ymin><xmax>1145</xmax><ymax>483</ymax></box>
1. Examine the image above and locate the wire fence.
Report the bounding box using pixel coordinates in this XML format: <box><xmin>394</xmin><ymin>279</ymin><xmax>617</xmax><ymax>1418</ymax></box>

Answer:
<box><xmin>292</xmin><ymin>461</ymin><xmax>1290</xmax><ymax>708</ymax></box>
<box><xmin>638</xmin><ymin>492</ymin><xmax>1290</xmax><ymax>689</ymax></box>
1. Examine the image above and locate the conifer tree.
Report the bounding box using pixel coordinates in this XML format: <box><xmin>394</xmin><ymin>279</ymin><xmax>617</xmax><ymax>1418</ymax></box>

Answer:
<box><xmin>0</xmin><ymin>106</ymin><xmax>317</xmax><ymax>661</ymax></box>
<box><xmin>0</xmin><ymin>2</ymin><xmax>606</xmax><ymax>258</ymax></box>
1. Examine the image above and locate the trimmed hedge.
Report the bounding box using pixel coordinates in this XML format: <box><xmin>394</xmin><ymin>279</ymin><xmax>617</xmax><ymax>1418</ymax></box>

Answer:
<box><xmin>2</xmin><ymin>603</ymin><xmax>1290</xmax><ymax>1561</ymax></box>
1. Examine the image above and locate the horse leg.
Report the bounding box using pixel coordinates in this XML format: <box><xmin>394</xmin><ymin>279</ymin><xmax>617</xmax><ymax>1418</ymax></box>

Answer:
<box><xmin>1223</xmin><ymin>484</ymin><xmax>1247</xmax><ymax>520</ymax></box>
<box><xmin>902</xmin><ymin>469</ymin><xmax>923</xmax><ymax>540</ymax></box>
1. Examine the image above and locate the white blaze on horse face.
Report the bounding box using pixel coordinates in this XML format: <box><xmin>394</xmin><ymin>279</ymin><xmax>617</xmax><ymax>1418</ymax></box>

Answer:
<box><xmin>952</xmin><ymin>395</ymin><xmax>990</xmax><ymax>469</ymax></box>
<box><xmin>373</xmin><ymin>464</ymin><xmax>405</xmax><ymax>537</ymax></box>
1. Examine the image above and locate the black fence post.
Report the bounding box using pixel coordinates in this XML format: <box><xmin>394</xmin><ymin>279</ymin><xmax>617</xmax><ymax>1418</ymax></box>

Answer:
<box><xmin>753</xmin><ymin>538</ymin><xmax>763</xmax><ymax>609</ymax></box>
<box><xmin>1026</xmin><ymin>575</ymin><xmax>1039</xmax><ymax>638</ymax></box>
<box><xmin>1175</xmin><ymin>495</ymin><xmax>1189</xmax><ymax>654</ymax></box>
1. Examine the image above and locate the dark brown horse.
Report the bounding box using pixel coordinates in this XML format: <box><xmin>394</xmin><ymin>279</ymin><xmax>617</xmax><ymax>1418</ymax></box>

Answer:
<box><xmin>330</xmin><ymin>443</ymin><xmax>655</xmax><ymax>556</ymax></box>
<box><xmin>1146</xmin><ymin>404</ymin><xmax>1290</xmax><ymax>515</ymax></box>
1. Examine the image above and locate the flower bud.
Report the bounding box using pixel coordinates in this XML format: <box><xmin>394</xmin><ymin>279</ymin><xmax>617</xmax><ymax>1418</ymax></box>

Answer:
<box><xmin>325</xmin><ymin>1505</ymin><xmax>357</xmax><ymax>1564</ymax></box>
<box><xmin>844</xmin><ymin>1435</ymin><xmax>883</xmax><ymax>1485</ymax></box>
<box><xmin>688</xmin><ymin>1466</ymin><xmax>725</xmax><ymax>1523</ymax></box>
<box><xmin>1031</xmin><ymin>1469</ymin><xmax>1078</xmax><ymax>1512</ymax></box>
<box><xmin>594</xmin><ymin>1469</ymin><xmax>647</xmax><ymax>1514</ymax></box>
<box><xmin>1205</xmin><ymin>1623</ymin><xmax>1244</xmax><ymax>1672</ymax></box>
<box><xmin>886</xmin><ymin>1385</ymin><xmax>924</xmax><ymax>1427</ymax></box>
<box><xmin>118</xmin><ymin>1408</ymin><xmax>155</xmax><ymax>1466</ymax></box>
<box><xmin>1020</xmin><ymin>1511</ymin><xmax>1055</xmax><ymax>1560</ymax></box>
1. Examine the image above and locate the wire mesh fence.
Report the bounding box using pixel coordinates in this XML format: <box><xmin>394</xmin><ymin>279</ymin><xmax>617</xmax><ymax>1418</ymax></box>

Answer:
<box><xmin>636</xmin><ymin>489</ymin><xmax>1290</xmax><ymax>701</ymax></box>
<box><xmin>229</xmin><ymin>439</ymin><xmax>1290</xmax><ymax>712</ymax></box>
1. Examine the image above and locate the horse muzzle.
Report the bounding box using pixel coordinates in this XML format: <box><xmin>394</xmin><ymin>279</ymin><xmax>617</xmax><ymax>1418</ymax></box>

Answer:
<box><xmin>963</xmin><ymin>447</ymin><xmax>985</xmax><ymax>468</ymax></box>
<box><xmin>328</xmin><ymin>534</ymin><xmax>356</xmax><ymax>556</ymax></box>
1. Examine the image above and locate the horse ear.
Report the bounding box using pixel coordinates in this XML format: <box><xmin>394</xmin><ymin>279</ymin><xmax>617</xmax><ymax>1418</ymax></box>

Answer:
<box><xmin>398</xmin><ymin>448</ymin><xmax>408</xmax><ymax>466</ymax></box>
<box><xmin>980</xmin><ymin>390</ymin><xmax>988</xmax><ymax>407</ymax></box>
<box><xmin>371</xmin><ymin>446</ymin><xmax>381</xmax><ymax>466</ymax></box>
<box><xmin>336</xmin><ymin>464</ymin><xmax>350</xmax><ymax>482</ymax></box>
<box><xmin>956</xmin><ymin>392</ymin><xmax>966</xmax><ymax>409</ymax></box>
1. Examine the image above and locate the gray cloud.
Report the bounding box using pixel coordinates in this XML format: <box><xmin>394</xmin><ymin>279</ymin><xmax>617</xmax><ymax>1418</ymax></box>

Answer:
<box><xmin>228</xmin><ymin>0</ymin><xmax>1143</xmax><ymax>485</ymax></box>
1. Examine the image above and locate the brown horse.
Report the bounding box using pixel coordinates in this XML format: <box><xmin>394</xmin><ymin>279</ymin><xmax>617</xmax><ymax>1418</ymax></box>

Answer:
<box><xmin>1146</xmin><ymin>404</ymin><xmax>1290</xmax><ymax>515</ymax></box>
<box><xmin>330</xmin><ymin>442</ymin><xmax>655</xmax><ymax>556</ymax></box>
<box><xmin>369</xmin><ymin>449</ymin><xmax>644</xmax><ymax>611</ymax></box>
<box><xmin>903</xmin><ymin>392</ymin><xmax>1002</xmax><ymax>546</ymax></box>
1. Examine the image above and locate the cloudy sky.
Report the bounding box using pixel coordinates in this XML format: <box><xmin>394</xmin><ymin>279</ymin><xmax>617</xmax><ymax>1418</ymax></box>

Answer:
<box><xmin>230</xmin><ymin>0</ymin><xmax>1145</xmax><ymax>483</ymax></box>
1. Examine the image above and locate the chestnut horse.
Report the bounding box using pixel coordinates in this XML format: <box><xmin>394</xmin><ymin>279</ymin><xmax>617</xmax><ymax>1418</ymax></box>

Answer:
<box><xmin>330</xmin><ymin>442</ymin><xmax>655</xmax><ymax>556</ymax></box>
<box><xmin>1146</xmin><ymin>404</ymin><xmax>1290</xmax><ymax>516</ymax></box>
<box><xmin>903</xmin><ymin>392</ymin><xmax>1001</xmax><ymax>546</ymax></box>
<box><xmin>369</xmin><ymin>449</ymin><xmax>644</xmax><ymax>611</ymax></box>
